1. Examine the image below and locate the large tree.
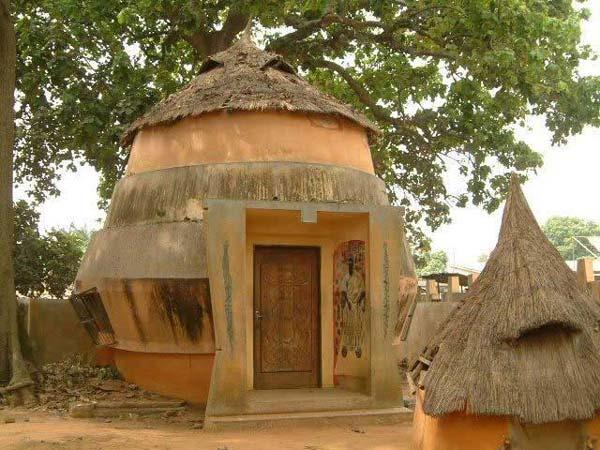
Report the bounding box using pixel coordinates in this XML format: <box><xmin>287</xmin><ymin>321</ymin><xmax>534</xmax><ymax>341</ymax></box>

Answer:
<box><xmin>543</xmin><ymin>216</ymin><xmax>600</xmax><ymax>260</ymax></box>
<box><xmin>415</xmin><ymin>250</ymin><xmax>448</xmax><ymax>276</ymax></box>
<box><xmin>14</xmin><ymin>201</ymin><xmax>90</xmax><ymax>299</ymax></box>
<box><xmin>13</xmin><ymin>0</ymin><xmax>600</xmax><ymax>249</ymax></box>
<box><xmin>0</xmin><ymin>0</ymin><xmax>33</xmax><ymax>399</ymax></box>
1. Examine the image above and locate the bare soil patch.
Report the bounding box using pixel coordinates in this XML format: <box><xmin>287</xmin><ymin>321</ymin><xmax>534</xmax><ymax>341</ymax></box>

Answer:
<box><xmin>0</xmin><ymin>358</ymin><xmax>413</xmax><ymax>449</ymax></box>
<box><xmin>0</xmin><ymin>408</ymin><xmax>412</xmax><ymax>450</ymax></box>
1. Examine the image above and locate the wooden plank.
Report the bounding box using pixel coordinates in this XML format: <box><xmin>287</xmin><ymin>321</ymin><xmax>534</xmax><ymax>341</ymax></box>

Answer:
<box><xmin>69</xmin><ymin>402</ymin><xmax>186</xmax><ymax>419</ymax></box>
<box><xmin>94</xmin><ymin>400</ymin><xmax>185</xmax><ymax>409</ymax></box>
<box><xmin>577</xmin><ymin>258</ymin><xmax>594</xmax><ymax>289</ymax></box>
<box><xmin>93</xmin><ymin>406</ymin><xmax>186</xmax><ymax>418</ymax></box>
<box><xmin>399</xmin><ymin>296</ymin><xmax>418</xmax><ymax>341</ymax></box>
<box><xmin>406</xmin><ymin>372</ymin><xmax>417</xmax><ymax>395</ymax></box>
<box><xmin>408</xmin><ymin>354</ymin><xmax>422</xmax><ymax>372</ymax></box>
<box><xmin>418</xmin><ymin>355</ymin><xmax>432</xmax><ymax>366</ymax></box>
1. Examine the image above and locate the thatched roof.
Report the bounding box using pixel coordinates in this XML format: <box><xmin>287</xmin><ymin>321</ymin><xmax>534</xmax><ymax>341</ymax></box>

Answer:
<box><xmin>412</xmin><ymin>175</ymin><xmax>600</xmax><ymax>424</ymax></box>
<box><xmin>121</xmin><ymin>34</ymin><xmax>379</xmax><ymax>147</ymax></box>
<box><xmin>421</xmin><ymin>272</ymin><xmax>470</xmax><ymax>287</ymax></box>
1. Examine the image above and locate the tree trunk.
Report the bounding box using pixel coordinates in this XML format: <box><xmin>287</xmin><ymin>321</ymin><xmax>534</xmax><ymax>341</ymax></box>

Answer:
<box><xmin>0</xmin><ymin>0</ymin><xmax>33</xmax><ymax>398</ymax></box>
<box><xmin>184</xmin><ymin>10</ymin><xmax>250</xmax><ymax>59</ymax></box>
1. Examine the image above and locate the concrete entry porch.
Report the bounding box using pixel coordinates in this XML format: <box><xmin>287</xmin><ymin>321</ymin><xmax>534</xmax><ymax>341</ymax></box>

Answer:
<box><xmin>205</xmin><ymin>387</ymin><xmax>412</xmax><ymax>430</ymax></box>
<box><xmin>247</xmin><ymin>388</ymin><xmax>381</xmax><ymax>414</ymax></box>
<box><xmin>248</xmin><ymin>388</ymin><xmax>380</xmax><ymax>414</ymax></box>
<box><xmin>203</xmin><ymin>200</ymin><xmax>415</xmax><ymax>428</ymax></box>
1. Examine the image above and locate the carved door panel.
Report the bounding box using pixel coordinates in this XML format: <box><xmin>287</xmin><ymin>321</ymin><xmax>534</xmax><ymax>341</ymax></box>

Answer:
<box><xmin>254</xmin><ymin>246</ymin><xmax>320</xmax><ymax>389</ymax></box>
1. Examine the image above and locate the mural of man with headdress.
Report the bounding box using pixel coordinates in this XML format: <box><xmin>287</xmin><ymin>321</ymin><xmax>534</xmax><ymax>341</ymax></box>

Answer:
<box><xmin>339</xmin><ymin>254</ymin><xmax>367</xmax><ymax>358</ymax></box>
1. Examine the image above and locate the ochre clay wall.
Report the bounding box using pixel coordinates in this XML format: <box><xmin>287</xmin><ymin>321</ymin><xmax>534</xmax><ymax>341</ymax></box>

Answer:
<box><xmin>114</xmin><ymin>349</ymin><xmax>214</xmax><ymax>405</ymax></box>
<box><xmin>398</xmin><ymin>302</ymin><xmax>459</xmax><ymax>364</ymax></box>
<box><xmin>127</xmin><ymin>111</ymin><xmax>375</xmax><ymax>175</ymax></box>
<box><xmin>509</xmin><ymin>420</ymin><xmax>587</xmax><ymax>450</ymax></box>
<box><xmin>97</xmin><ymin>278</ymin><xmax>214</xmax><ymax>355</ymax></box>
<box><xmin>585</xmin><ymin>416</ymin><xmax>600</xmax><ymax>445</ymax></box>
<box><xmin>27</xmin><ymin>298</ymin><xmax>96</xmax><ymax>365</ymax></box>
<box><xmin>412</xmin><ymin>391</ymin><xmax>600</xmax><ymax>450</ymax></box>
<box><xmin>411</xmin><ymin>391</ymin><xmax>508</xmax><ymax>450</ymax></box>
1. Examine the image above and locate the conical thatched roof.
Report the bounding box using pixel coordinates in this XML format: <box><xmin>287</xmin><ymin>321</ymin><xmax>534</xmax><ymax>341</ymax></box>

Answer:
<box><xmin>121</xmin><ymin>34</ymin><xmax>379</xmax><ymax>146</ymax></box>
<box><xmin>413</xmin><ymin>175</ymin><xmax>600</xmax><ymax>424</ymax></box>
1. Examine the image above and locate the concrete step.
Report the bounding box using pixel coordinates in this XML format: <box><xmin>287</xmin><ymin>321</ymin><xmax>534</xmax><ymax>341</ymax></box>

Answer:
<box><xmin>244</xmin><ymin>388</ymin><xmax>375</xmax><ymax>414</ymax></box>
<box><xmin>204</xmin><ymin>407</ymin><xmax>413</xmax><ymax>431</ymax></box>
<box><xmin>69</xmin><ymin>400</ymin><xmax>186</xmax><ymax>418</ymax></box>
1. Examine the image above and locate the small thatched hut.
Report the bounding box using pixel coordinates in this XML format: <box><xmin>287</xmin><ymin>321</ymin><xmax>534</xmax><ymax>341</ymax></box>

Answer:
<box><xmin>73</xmin><ymin>31</ymin><xmax>416</xmax><ymax>428</ymax></box>
<box><xmin>410</xmin><ymin>175</ymin><xmax>600</xmax><ymax>450</ymax></box>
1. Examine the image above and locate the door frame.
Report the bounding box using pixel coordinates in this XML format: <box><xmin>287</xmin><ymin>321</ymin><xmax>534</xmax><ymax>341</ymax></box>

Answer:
<box><xmin>204</xmin><ymin>199</ymin><xmax>406</xmax><ymax>420</ymax></box>
<box><xmin>252</xmin><ymin>245</ymin><xmax>321</xmax><ymax>389</ymax></box>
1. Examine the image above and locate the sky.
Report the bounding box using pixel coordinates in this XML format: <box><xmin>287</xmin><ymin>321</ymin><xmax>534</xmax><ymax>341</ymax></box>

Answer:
<box><xmin>430</xmin><ymin>1</ymin><xmax>600</xmax><ymax>267</ymax></box>
<box><xmin>19</xmin><ymin>2</ymin><xmax>600</xmax><ymax>269</ymax></box>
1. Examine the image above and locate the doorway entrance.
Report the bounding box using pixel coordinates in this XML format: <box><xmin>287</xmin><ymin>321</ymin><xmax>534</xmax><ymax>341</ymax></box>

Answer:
<box><xmin>253</xmin><ymin>246</ymin><xmax>321</xmax><ymax>389</ymax></box>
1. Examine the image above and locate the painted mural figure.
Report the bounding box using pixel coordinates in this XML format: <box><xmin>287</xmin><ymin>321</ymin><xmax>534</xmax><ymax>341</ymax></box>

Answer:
<box><xmin>340</xmin><ymin>256</ymin><xmax>367</xmax><ymax>358</ymax></box>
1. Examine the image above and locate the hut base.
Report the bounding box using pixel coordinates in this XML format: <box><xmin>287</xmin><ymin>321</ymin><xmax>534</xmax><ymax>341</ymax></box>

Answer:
<box><xmin>114</xmin><ymin>349</ymin><xmax>214</xmax><ymax>405</ymax></box>
<box><xmin>412</xmin><ymin>390</ymin><xmax>600</xmax><ymax>450</ymax></box>
<box><xmin>411</xmin><ymin>391</ymin><xmax>508</xmax><ymax>450</ymax></box>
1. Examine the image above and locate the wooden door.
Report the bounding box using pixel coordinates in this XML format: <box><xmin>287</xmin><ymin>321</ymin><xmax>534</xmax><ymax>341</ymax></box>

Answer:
<box><xmin>253</xmin><ymin>246</ymin><xmax>320</xmax><ymax>389</ymax></box>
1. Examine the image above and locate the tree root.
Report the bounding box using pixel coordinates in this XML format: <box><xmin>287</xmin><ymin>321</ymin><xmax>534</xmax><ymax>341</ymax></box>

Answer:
<box><xmin>0</xmin><ymin>380</ymin><xmax>35</xmax><ymax>406</ymax></box>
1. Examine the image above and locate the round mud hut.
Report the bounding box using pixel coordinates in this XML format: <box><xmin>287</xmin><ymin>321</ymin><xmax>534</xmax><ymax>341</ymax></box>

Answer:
<box><xmin>409</xmin><ymin>175</ymin><xmax>600</xmax><ymax>450</ymax></box>
<box><xmin>74</xmin><ymin>32</ymin><xmax>416</xmax><ymax>426</ymax></box>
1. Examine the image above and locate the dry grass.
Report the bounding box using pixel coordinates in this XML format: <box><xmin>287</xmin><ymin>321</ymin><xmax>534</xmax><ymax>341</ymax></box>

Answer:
<box><xmin>121</xmin><ymin>35</ymin><xmax>378</xmax><ymax>146</ymax></box>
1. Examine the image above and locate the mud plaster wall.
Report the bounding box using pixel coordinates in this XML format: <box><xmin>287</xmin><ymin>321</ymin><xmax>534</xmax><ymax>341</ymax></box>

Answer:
<box><xmin>27</xmin><ymin>298</ymin><xmax>95</xmax><ymax>365</ymax></box>
<box><xmin>114</xmin><ymin>350</ymin><xmax>214</xmax><ymax>405</ymax></box>
<box><xmin>127</xmin><ymin>111</ymin><xmax>374</xmax><ymax>175</ymax></box>
<box><xmin>98</xmin><ymin>278</ymin><xmax>214</xmax><ymax>354</ymax></box>
<box><xmin>397</xmin><ymin>302</ymin><xmax>459</xmax><ymax>364</ymax></box>
<box><xmin>584</xmin><ymin>415</ymin><xmax>600</xmax><ymax>449</ymax></box>
<box><xmin>509</xmin><ymin>420</ymin><xmax>586</xmax><ymax>450</ymax></box>
<box><xmin>413</xmin><ymin>391</ymin><xmax>600</xmax><ymax>450</ymax></box>
<box><xmin>76</xmin><ymin>221</ymin><xmax>207</xmax><ymax>287</ymax></box>
<box><xmin>411</xmin><ymin>391</ymin><xmax>509</xmax><ymax>450</ymax></box>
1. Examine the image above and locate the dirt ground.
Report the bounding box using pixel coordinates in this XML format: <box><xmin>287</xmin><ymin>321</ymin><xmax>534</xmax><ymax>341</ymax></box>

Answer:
<box><xmin>0</xmin><ymin>408</ymin><xmax>412</xmax><ymax>450</ymax></box>
<box><xmin>0</xmin><ymin>359</ymin><xmax>414</xmax><ymax>449</ymax></box>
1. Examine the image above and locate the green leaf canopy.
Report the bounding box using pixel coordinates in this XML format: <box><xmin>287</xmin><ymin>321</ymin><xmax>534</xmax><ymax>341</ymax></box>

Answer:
<box><xmin>13</xmin><ymin>0</ymin><xmax>600</xmax><ymax>249</ymax></box>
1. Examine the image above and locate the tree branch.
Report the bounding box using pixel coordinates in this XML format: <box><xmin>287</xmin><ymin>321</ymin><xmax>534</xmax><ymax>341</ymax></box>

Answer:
<box><xmin>270</xmin><ymin>15</ymin><xmax>334</xmax><ymax>51</ymax></box>
<box><xmin>171</xmin><ymin>6</ymin><xmax>250</xmax><ymax>59</ymax></box>
<box><xmin>214</xmin><ymin>10</ymin><xmax>250</xmax><ymax>52</ymax></box>
<box><xmin>310</xmin><ymin>60</ymin><xmax>428</xmax><ymax>154</ymax></box>
<box><xmin>310</xmin><ymin>58</ymin><xmax>400</xmax><ymax>126</ymax></box>
<box><xmin>270</xmin><ymin>11</ymin><xmax>454</xmax><ymax>61</ymax></box>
